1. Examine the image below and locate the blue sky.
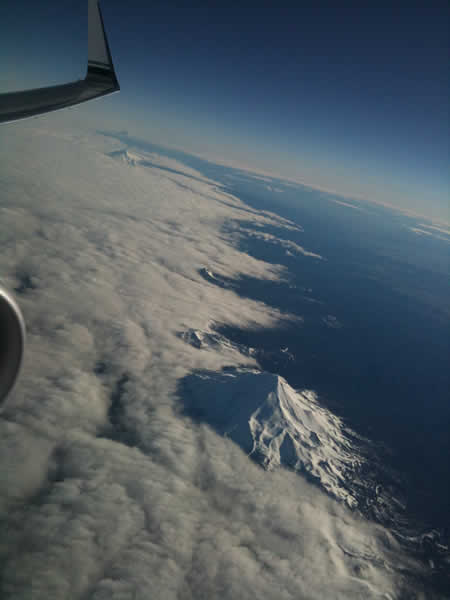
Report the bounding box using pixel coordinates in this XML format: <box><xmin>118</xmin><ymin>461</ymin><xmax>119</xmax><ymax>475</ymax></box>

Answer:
<box><xmin>2</xmin><ymin>0</ymin><xmax>449</xmax><ymax>222</ymax></box>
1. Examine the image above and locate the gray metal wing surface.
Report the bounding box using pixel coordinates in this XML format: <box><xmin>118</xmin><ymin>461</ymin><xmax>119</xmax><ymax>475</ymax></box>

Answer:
<box><xmin>0</xmin><ymin>0</ymin><xmax>119</xmax><ymax>124</ymax></box>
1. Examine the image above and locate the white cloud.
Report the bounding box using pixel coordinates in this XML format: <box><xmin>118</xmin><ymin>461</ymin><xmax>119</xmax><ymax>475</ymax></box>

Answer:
<box><xmin>233</xmin><ymin>227</ymin><xmax>324</xmax><ymax>260</ymax></box>
<box><xmin>329</xmin><ymin>198</ymin><xmax>368</xmax><ymax>213</ymax></box>
<box><xmin>417</xmin><ymin>223</ymin><xmax>450</xmax><ymax>237</ymax></box>
<box><xmin>0</xmin><ymin>122</ymin><xmax>423</xmax><ymax>599</ymax></box>
<box><xmin>409</xmin><ymin>226</ymin><xmax>450</xmax><ymax>243</ymax></box>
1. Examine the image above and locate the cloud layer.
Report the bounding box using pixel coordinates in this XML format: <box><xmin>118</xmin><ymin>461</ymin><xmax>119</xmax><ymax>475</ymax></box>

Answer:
<box><xmin>0</xmin><ymin>123</ymin><xmax>423</xmax><ymax>599</ymax></box>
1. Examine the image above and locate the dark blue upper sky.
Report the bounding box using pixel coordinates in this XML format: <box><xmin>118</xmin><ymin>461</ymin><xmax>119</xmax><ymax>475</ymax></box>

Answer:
<box><xmin>2</xmin><ymin>0</ymin><xmax>449</xmax><ymax>222</ymax></box>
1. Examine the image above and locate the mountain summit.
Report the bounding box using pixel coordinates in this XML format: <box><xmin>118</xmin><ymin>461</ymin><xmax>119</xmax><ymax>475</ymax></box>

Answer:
<box><xmin>181</xmin><ymin>368</ymin><xmax>367</xmax><ymax>508</ymax></box>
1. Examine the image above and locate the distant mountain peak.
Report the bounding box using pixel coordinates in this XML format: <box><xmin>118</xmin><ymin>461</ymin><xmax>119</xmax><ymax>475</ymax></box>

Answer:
<box><xmin>107</xmin><ymin>148</ymin><xmax>140</xmax><ymax>166</ymax></box>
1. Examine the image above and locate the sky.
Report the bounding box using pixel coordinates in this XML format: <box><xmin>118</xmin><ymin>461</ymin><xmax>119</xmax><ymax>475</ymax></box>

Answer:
<box><xmin>1</xmin><ymin>0</ymin><xmax>449</xmax><ymax>222</ymax></box>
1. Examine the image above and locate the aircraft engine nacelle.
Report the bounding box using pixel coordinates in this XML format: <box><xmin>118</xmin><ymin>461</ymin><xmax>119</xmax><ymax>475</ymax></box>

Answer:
<box><xmin>0</xmin><ymin>286</ymin><xmax>25</xmax><ymax>404</ymax></box>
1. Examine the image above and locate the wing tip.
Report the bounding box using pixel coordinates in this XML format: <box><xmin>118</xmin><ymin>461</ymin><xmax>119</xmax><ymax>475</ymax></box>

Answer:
<box><xmin>87</xmin><ymin>0</ymin><xmax>120</xmax><ymax>88</ymax></box>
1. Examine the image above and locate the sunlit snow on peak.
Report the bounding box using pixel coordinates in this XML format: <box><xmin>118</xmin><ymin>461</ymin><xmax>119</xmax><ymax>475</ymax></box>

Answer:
<box><xmin>181</xmin><ymin>369</ymin><xmax>368</xmax><ymax>509</ymax></box>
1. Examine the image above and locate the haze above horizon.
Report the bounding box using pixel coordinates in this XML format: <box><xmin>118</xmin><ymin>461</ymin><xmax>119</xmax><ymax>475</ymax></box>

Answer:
<box><xmin>2</xmin><ymin>0</ymin><xmax>449</xmax><ymax>223</ymax></box>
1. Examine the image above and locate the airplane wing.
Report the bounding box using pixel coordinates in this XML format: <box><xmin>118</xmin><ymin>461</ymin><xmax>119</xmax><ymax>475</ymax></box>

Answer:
<box><xmin>0</xmin><ymin>0</ymin><xmax>119</xmax><ymax>125</ymax></box>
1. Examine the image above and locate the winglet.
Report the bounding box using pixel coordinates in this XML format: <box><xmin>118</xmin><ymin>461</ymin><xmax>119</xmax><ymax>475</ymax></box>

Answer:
<box><xmin>0</xmin><ymin>0</ymin><xmax>120</xmax><ymax>124</ymax></box>
<box><xmin>87</xmin><ymin>0</ymin><xmax>120</xmax><ymax>89</ymax></box>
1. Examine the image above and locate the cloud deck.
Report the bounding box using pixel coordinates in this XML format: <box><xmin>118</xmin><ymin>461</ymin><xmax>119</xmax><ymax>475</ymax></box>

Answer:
<box><xmin>0</xmin><ymin>123</ymin><xmax>422</xmax><ymax>599</ymax></box>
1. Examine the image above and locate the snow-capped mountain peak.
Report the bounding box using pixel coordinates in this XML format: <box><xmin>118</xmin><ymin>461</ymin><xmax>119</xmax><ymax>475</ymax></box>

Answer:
<box><xmin>181</xmin><ymin>368</ymin><xmax>365</xmax><ymax>508</ymax></box>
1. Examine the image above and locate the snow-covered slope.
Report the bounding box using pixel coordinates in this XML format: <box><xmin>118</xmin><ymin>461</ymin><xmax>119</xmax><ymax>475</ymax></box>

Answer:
<box><xmin>182</xmin><ymin>368</ymin><xmax>376</xmax><ymax>510</ymax></box>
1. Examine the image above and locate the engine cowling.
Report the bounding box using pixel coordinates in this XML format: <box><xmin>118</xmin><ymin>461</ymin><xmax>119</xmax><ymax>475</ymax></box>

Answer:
<box><xmin>0</xmin><ymin>287</ymin><xmax>25</xmax><ymax>404</ymax></box>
